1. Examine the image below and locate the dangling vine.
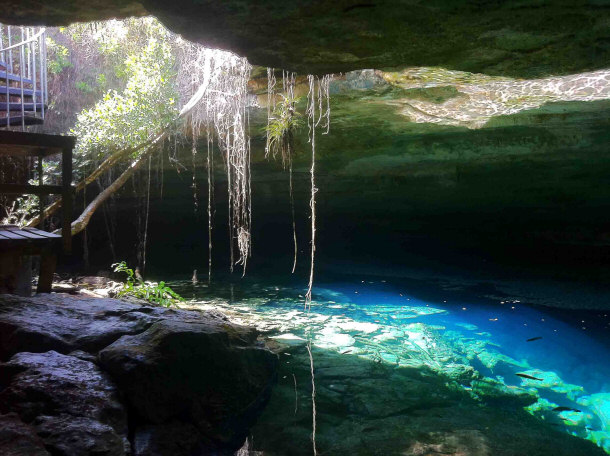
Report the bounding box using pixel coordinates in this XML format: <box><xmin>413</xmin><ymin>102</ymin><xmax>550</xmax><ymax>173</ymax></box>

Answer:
<box><xmin>305</xmin><ymin>75</ymin><xmax>317</xmax><ymax>306</ymax></box>
<box><xmin>303</xmin><ymin>74</ymin><xmax>332</xmax><ymax>456</ymax></box>
<box><xmin>191</xmin><ymin>128</ymin><xmax>199</xmax><ymax>213</ymax></box>
<box><xmin>304</xmin><ymin>74</ymin><xmax>331</xmax><ymax>306</ymax></box>
<box><xmin>142</xmin><ymin>154</ymin><xmax>152</xmax><ymax>273</ymax></box>
<box><xmin>263</xmin><ymin>69</ymin><xmax>332</xmax><ymax>455</ymax></box>
<box><xmin>265</xmin><ymin>68</ymin><xmax>277</xmax><ymax>157</ymax></box>
<box><xmin>265</xmin><ymin>69</ymin><xmax>300</xmax><ymax>272</ymax></box>
<box><xmin>206</xmin><ymin>121</ymin><xmax>214</xmax><ymax>283</ymax></box>
<box><xmin>178</xmin><ymin>43</ymin><xmax>253</xmax><ymax>275</ymax></box>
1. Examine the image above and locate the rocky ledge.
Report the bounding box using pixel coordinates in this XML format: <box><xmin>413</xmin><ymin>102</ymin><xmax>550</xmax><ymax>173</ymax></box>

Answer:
<box><xmin>0</xmin><ymin>293</ymin><xmax>278</xmax><ymax>456</ymax></box>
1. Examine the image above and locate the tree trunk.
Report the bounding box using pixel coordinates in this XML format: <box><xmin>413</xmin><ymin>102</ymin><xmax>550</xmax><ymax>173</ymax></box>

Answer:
<box><xmin>69</xmin><ymin>133</ymin><xmax>167</xmax><ymax>235</ymax></box>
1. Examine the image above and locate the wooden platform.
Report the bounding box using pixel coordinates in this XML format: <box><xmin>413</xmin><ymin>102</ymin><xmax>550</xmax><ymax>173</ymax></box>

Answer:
<box><xmin>0</xmin><ymin>225</ymin><xmax>61</xmax><ymax>295</ymax></box>
<box><xmin>0</xmin><ymin>225</ymin><xmax>61</xmax><ymax>243</ymax></box>
<box><xmin>0</xmin><ymin>130</ymin><xmax>74</xmax><ymax>253</ymax></box>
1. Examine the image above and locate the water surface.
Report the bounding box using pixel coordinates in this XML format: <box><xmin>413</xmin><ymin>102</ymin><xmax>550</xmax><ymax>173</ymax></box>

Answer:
<box><xmin>169</xmin><ymin>272</ymin><xmax>610</xmax><ymax>455</ymax></box>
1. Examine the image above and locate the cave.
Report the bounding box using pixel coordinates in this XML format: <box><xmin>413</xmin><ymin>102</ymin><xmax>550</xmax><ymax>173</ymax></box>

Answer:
<box><xmin>0</xmin><ymin>2</ymin><xmax>609</xmax><ymax>456</ymax></box>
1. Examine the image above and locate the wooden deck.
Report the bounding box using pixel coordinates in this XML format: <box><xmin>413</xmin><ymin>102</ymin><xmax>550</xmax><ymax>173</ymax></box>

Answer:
<box><xmin>0</xmin><ymin>226</ymin><xmax>60</xmax><ymax>242</ymax></box>
<box><xmin>0</xmin><ymin>130</ymin><xmax>74</xmax><ymax>253</ymax></box>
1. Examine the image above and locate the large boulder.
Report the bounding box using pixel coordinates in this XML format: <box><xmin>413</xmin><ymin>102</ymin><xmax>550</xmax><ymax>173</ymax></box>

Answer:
<box><xmin>0</xmin><ymin>294</ymin><xmax>279</xmax><ymax>455</ymax></box>
<box><xmin>0</xmin><ymin>294</ymin><xmax>161</xmax><ymax>360</ymax></box>
<box><xmin>0</xmin><ymin>351</ymin><xmax>127</xmax><ymax>429</ymax></box>
<box><xmin>99</xmin><ymin>318</ymin><xmax>278</xmax><ymax>451</ymax></box>
<box><xmin>0</xmin><ymin>351</ymin><xmax>129</xmax><ymax>455</ymax></box>
<box><xmin>0</xmin><ymin>293</ymin><xmax>228</xmax><ymax>361</ymax></box>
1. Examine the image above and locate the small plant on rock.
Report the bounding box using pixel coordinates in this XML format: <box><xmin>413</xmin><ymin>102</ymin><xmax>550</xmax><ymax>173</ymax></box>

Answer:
<box><xmin>111</xmin><ymin>261</ymin><xmax>183</xmax><ymax>307</ymax></box>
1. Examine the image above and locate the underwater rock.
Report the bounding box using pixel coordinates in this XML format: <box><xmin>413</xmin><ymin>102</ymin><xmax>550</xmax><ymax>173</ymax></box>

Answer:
<box><xmin>581</xmin><ymin>393</ymin><xmax>610</xmax><ymax>432</ymax></box>
<box><xmin>443</xmin><ymin>363</ymin><xmax>479</xmax><ymax>385</ymax></box>
<box><xmin>0</xmin><ymin>351</ymin><xmax>129</xmax><ymax>455</ymax></box>
<box><xmin>315</xmin><ymin>326</ymin><xmax>356</xmax><ymax>349</ymax></box>
<box><xmin>269</xmin><ymin>332</ymin><xmax>307</xmax><ymax>345</ymax></box>
<box><xmin>98</xmin><ymin>318</ymin><xmax>278</xmax><ymax>451</ymax></box>
<box><xmin>250</xmin><ymin>344</ymin><xmax>605</xmax><ymax>456</ymax></box>
<box><xmin>476</xmin><ymin>351</ymin><xmax>530</xmax><ymax>371</ymax></box>
<box><xmin>0</xmin><ymin>413</ymin><xmax>49</xmax><ymax>456</ymax></box>
<box><xmin>578</xmin><ymin>392</ymin><xmax>610</xmax><ymax>451</ymax></box>
<box><xmin>456</xmin><ymin>323</ymin><xmax>479</xmax><ymax>331</ymax></box>
<box><xmin>517</xmin><ymin>370</ymin><xmax>584</xmax><ymax>400</ymax></box>
<box><xmin>373</xmin><ymin>328</ymin><xmax>405</xmax><ymax>342</ymax></box>
<box><xmin>471</xmin><ymin>378</ymin><xmax>538</xmax><ymax>408</ymax></box>
<box><xmin>332</xmin><ymin>320</ymin><xmax>379</xmax><ymax>334</ymax></box>
<box><xmin>405</xmin><ymin>429</ymin><xmax>490</xmax><ymax>456</ymax></box>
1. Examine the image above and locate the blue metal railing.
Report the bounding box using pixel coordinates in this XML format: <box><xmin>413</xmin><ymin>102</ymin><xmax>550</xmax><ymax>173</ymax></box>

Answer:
<box><xmin>0</xmin><ymin>25</ymin><xmax>47</xmax><ymax>130</ymax></box>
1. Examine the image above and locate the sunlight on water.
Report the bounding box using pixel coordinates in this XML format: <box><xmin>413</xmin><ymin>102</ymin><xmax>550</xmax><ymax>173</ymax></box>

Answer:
<box><xmin>170</xmin><ymin>274</ymin><xmax>610</xmax><ymax>454</ymax></box>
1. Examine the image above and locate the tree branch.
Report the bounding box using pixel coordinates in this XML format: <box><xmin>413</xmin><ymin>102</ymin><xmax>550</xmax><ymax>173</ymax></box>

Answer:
<box><xmin>62</xmin><ymin>63</ymin><xmax>216</xmax><ymax>237</ymax></box>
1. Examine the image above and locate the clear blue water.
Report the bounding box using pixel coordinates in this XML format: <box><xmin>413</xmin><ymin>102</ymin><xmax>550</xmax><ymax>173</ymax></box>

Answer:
<box><xmin>328</xmin><ymin>279</ymin><xmax>610</xmax><ymax>393</ymax></box>
<box><xmin>169</xmin><ymin>272</ymin><xmax>610</xmax><ymax>453</ymax></box>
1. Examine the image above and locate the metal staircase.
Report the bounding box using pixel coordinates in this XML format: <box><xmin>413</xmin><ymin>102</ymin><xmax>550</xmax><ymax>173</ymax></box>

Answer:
<box><xmin>0</xmin><ymin>25</ymin><xmax>47</xmax><ymax>130</ymax></box>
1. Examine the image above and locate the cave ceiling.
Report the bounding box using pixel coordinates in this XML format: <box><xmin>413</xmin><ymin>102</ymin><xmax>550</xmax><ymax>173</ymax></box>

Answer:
<box><xmin>2</xmin><ymin>1</ymin><xmax>610</xmax><ymax>78</ymax></box>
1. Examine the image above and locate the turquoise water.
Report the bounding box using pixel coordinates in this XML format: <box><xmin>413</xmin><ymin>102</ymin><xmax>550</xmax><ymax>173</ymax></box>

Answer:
<box><xmin>170</xmin><ymin>273</ymin><xmax>610</xmax><ymax>454</ymax></box>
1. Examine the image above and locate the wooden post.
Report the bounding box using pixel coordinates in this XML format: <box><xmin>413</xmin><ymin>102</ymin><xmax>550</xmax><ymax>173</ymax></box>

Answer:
<box><xmin>38</xmin><ymin>152</ymin><xmax>44</xmax><ymax>229</ymax></box>
<box><xmin>62</xmin><ymin>146</ymin><xmax>72</xmax><ymax>254</ymax></box>
<box><xmin>37</xmin><ymin>248</ymin><xmax>56</xmax><ymax>293</ymax></box>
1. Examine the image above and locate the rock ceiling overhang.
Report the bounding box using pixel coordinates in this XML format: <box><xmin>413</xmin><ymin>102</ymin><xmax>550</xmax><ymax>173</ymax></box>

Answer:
<box><xmin>2</xmin><ymin>0</ymin><xmax>610</xmax><ymax>78</ymax></box>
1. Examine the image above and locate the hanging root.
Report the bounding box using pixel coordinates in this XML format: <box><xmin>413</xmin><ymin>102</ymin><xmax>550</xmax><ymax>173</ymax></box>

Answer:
<box><xmin>191</xmin><ymin>127</ymin><xmax>199</xmax><ymax>212</ymax></box>
<box><xmin>304</xmin><ymin>74</ymin><xmax>332</xmax><ymax>306</ymax></box>
<box><xmin>286</xmin><ymin>72</ymin><xmax>298</xmax><ymax>274</ymax></box>
<box><xmin>289</xmin><ymin>147</ymin><xmax>298</xmax><ymax>274</ymax></box>
<box><xmin>142</xmin><ymin>155</ymin><xmax>152</xmax><ymax>273</ymax></box>
<box><xmin>206</xmin><ymin>122</ymin><xmax>213</xmax><ymax>282</ymax></box>
<box><xmin>265</xmin><ymin>67</ymin><xmax>277</xmax><ymax>157</ymax></box>
<box><xmin>306</xmin><ymin>341</ymin><xmax>317</xmax><ymax>456</ymax></box>
<box><xmin>178</xmin><ymin>44</ymin><xmax>253</xmax><ymax>275</ymax></box>
<box><xmin>292</xmin><ymin>373</ymin><xmax>298</xmax><ymax>415</ymax></box>
<box><xmin>305</xmin><ymin>75</ymin><xmax>317</xmax><ymax>307</ymax></box>
<box><xmin>302</xmin><ymin>74</ymin><xmax>332</xmax><ymax>454</ymax></box>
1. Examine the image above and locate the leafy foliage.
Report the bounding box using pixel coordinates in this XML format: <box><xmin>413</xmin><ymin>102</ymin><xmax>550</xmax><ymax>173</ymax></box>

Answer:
<box><xmin>46</xmin><ymin>38</ymin><xmax>73</xmax><ymax>74</ymax></box>
<box><xmin>112</xmin><ymin>261</ymin><xmax>183</xmax><ymax>307</ymax></box>
<box><xmin>70</xmin><ymin>35</ymin><xmax>178</xmax><ymax>178</ymax></box>
<box><xmin>265</xmin><ymin>94</ymin><xmax>301</xmax><ymax>163</ymax></box>
<box><xmin>265</xmin><ymin>93</ymin><xmax>302</xmax><ymax>159</ymax></box>
<box><xmin>2</xmin><ymin>194</ymin><xmax>39</xmax><ymax>226</ymax></box>
<box><xmin>1</xmin><ymin>163</ymin><xmax>55</xmax><ymax>227</ymax></box>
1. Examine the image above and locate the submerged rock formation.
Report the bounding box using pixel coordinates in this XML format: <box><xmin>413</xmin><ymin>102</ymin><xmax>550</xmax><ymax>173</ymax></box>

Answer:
<box><xmin>251</xmin><ymin>343</ymin><xmax>607</xmax><ymax>456</ymax></box>
<box><xmin>0</xmin><ymin>294</ymin><xmax>278</xmax><ymax>455</ymax></box>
